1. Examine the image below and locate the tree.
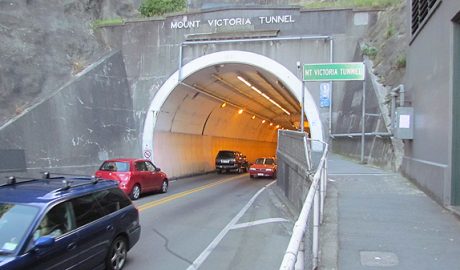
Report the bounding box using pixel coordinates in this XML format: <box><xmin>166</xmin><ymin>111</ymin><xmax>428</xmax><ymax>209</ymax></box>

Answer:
<box><xmin>139</xmin><ymin>0</ymin><xmax>187</xmax><ymax>17</ymax></box>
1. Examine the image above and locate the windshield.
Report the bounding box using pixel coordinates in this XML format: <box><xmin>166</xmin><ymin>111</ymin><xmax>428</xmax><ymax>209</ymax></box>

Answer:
<box><xmin>255</xmin><ymin>158</ymin><xmax>265</xmax><ymax>164</ymax></box>
<box><xmin>0</xmin><ymin>203</ymin><xmax>39</xmax><ymax>254</ymax></box>
<box><xmin>217</xmin><ymin>151</ymin><xmax>236</xmax><ymax>159</ymax></box>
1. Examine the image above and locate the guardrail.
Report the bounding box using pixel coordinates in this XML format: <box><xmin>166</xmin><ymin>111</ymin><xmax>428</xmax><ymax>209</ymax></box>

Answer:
<box><xmin>280</xmin><ymin>137</ymin><xmax>329</xmax><ymax>270</ymax></box>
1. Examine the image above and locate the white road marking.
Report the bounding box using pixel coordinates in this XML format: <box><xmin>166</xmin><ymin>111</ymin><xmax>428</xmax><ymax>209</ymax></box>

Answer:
<box><xmin>230</xmin><ymin>218</ymin><xmax>289</xmax><ymax>230</ymax></box>
<box><xmin>186</xmin><ymin>180</ymin><xmax>276</xmax><ymax>270</ymax></box>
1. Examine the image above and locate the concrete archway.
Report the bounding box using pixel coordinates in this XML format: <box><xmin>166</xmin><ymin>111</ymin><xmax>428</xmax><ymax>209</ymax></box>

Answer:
<box><xmin>142</xmin><ymin>50</ymin><xmax>323</xmax><ymax>161</ymax></box>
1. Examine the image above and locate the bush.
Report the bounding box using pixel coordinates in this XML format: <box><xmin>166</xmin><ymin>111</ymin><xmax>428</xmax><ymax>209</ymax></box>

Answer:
<box><xmin>362</xmin><ymin>44</ymin><xmax>378</xmax><ymax>59</ymax></box>
<box><xmin>139</xmin><ymin>0</ymin><xmax>186</xmax><ymax>17</ymax></box>
<box><xmin>395</xmin><ymin>54</ymin><xmax>406</xmax><ymax>69</ymax></box>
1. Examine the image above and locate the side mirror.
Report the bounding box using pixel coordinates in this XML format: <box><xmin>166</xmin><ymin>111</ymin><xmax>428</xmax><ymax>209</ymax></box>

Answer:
<box><xmin>155</xmin><ymin>167</ymin><xmax>161</xmax><ymax>172</ymax></box>
<box><xmin>33</xmin><ymin>236</ymin><xmax>55</xmax><ymax>251</ymax></box>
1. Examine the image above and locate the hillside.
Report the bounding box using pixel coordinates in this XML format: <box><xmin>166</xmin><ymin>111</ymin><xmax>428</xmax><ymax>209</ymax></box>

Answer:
<box><xmin>0</xmin><ymin>0</ymin><xmax>139</xmax><ymax>127</ymax></box>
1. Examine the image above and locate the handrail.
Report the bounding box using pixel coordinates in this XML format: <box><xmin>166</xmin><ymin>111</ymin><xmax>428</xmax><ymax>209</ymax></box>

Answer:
<box><xmin>280</xmin><ymin>138</ymin><xmax>329</xmax><ymax>270</ymax></box>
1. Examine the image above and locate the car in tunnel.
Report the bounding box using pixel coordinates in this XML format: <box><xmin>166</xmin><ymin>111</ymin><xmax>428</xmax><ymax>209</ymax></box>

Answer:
<box><xmin>215</xmin><ymin>150</ymin><xmax>249</xmax><ymax>174</ymax></box>
<box><xmin>95</xmin><ymin>158</ymin><xmax>168</xmax><ymax>200</ymax></box>
<box><xmin>249</xmin><ymin>157</ymin><xmax>277</xmax><ymax>179</ymax></box>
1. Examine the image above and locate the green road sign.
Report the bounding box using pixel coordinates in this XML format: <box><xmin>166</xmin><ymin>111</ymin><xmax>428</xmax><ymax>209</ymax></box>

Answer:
<box><xmin>303</xmin><ymin>62</ymin><xmax>365</xmax><ymax>81</ymax></box>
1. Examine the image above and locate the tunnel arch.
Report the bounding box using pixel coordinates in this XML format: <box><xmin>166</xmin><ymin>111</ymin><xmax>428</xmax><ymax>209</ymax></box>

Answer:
<box><xmin>142</xmin><ymin>50</ymin><xmax>323</xmax><ymax>162</ymax></box>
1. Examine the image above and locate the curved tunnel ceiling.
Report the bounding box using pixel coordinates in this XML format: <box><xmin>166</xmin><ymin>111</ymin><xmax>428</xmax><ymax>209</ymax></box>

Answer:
<box><xmin>156</xmin><ymin>63</ymin><xmax>303</xmax><ymax>141</ymax></box>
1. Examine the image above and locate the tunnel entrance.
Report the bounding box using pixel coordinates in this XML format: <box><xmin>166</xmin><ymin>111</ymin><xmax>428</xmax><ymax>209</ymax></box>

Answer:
<box><xmin>142</xmin><ymin>51</ymin><xmax>323</xmax><ymax>178</ymax></box>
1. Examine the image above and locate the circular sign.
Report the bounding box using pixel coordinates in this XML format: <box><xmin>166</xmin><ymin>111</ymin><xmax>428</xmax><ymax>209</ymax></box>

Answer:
<box><xmin>144</xmin><ymin>150</ymin><xmax>152</xmax><ymax>159</ymax></box>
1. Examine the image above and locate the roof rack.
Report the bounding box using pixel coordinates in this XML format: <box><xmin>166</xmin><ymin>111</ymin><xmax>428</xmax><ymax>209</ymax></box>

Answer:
<box><xmin>54</xmin><ymin>175</ymin><xmax>101</xmax><ymax>192</ymax></box>
<box><xmin>0</xmin><ymin>176</ymin><xmax>39</xmax><ymax>187</ymax></box>
<box><xmin>1</xmin><ymin>172</ymin><xmax>102</xmax><ymax>190</ymax></box>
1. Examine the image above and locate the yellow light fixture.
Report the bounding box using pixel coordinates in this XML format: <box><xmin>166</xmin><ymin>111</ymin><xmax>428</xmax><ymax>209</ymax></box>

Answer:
<box><xmin>221</xmin><ymin>102</ymin><xmax>227</xmax><ymax>108</ymax></box>
<box><xmin>237</xmin><ymin>76</ymin><xmax>252</xmax><ymax>87</ymax></box>
<box><xmin>237</xmin><ymin>75</ymin><xmax>291</xmax><ymax>116</ymax></box>
<box><xmin>276</xmin><ymin>125</ymin><xmax>280</xmax><ymax>129</ymax></box>
<box><xmin>238</xmin><ymin>109</ymin><xmax>244</xmax><ymax>114</ymax></box>
<box><xmin>262</xmin><ymin>120</ymin><xmax>266</xmax><ymax>124</ymax></box>
<box><xmin>252</xmin><ymin>115</ymin><xmax>256</xmax><ymax>120</ymax></box>
<box><xmin>270</xmin><ymin>123</ymin><xmax>273</xmax><ymax>126</ymax></box>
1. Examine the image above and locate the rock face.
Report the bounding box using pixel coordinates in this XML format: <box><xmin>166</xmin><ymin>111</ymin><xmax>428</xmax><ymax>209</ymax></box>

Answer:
<box><xmin>364</xmin><ymin>1</ymin><xmax>408</xmax><ymax>88</ymax></box>
<box><xmin>0</xmin><ymin>0</ymin><xmax>139</xmax><ymax>127</ymax></box>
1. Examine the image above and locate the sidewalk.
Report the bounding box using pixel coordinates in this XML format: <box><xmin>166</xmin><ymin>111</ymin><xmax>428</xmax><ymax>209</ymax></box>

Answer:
<box><xmin>320</xmin><ymin>154</ymin><xmax>460</xmax><ymax>270</ymax></box>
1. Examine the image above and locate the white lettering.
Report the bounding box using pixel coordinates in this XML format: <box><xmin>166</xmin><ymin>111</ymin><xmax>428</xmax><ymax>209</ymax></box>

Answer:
<box><xmin>171</xmin><ymin>20</ymin><xmax>200</xmax><ymax>29</ymax></box>
<box><xmin>259</xmin><ymin>15</ymin><xmax>295</xmax><ymax>24</ymax></box>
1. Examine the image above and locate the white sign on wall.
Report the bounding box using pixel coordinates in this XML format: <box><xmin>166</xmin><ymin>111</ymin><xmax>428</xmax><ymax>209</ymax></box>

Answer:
<box><xmin>170</xmin><ymin>15</ymin><xmax>295</xmax><ymax>29</ymax></box>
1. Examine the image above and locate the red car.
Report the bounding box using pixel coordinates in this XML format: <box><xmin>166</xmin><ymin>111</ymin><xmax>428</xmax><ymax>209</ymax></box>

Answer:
<box><xmin>95</xmin><ymin>158</ymin><xmax>168</xmax><ymax>200</ymax></box>
<box><xmin>249</xmin><ymin>157</ymin><xmax>277</xmax><ymax>179</ymax></box>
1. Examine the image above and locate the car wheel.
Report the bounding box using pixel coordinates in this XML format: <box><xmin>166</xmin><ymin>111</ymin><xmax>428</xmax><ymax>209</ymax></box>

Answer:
<box><xmin>250</xmin><ymin>175</ymin><xmax>254</xmax><ymax>179</ymax></box>
<box><xmin>160</xmin><ymin>180</ymin><xmax>168</xmax><ymax>193</ymax></box>
<box><xmin>217</xmin><ymin>169</ymin><xmax>221</xmax><ymax>174</ymax></box>
<box><xmin>131</xmin><ymin>184</ymin><xmax>141</xmax><ymax>200</ymax></box>
<box><xmin>106</xmin><ymin>236</ymin><xmax>128</xmax><ymax>270</ymax></box>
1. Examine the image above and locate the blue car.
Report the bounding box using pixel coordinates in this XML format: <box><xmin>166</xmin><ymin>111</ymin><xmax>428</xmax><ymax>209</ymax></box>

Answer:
<box><xmin>0</xmin><ymin>174</ymin><xmax>141</xmax><ymax>270</ymax></box>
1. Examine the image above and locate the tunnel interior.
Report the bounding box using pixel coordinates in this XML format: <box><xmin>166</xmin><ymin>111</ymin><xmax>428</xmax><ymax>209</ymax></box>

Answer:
<box><xmin>145</xmin><ymin>51</ymin><xmax>320</xmax><ymax>178</ymax></box>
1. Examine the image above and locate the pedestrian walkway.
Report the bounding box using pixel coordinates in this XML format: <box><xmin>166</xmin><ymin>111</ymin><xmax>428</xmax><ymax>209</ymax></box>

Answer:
<box><xmin>320</xmin><ymin>154</ymin><xmax>460</xmax><ymax>270</ymax></box>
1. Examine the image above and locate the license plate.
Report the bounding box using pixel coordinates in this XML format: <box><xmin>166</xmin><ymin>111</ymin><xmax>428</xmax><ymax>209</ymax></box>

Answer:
<box><xmin>258</xmin><ymin>173</ymin><xmax>264</xmax><ymax>176</ymax></box>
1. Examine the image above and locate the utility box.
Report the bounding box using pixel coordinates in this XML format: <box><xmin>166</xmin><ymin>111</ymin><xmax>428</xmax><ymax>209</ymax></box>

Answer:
<box><xmin>394</xmin><ymin>107</ymin><xmax>414</xmax><ymax>139</ymax></box>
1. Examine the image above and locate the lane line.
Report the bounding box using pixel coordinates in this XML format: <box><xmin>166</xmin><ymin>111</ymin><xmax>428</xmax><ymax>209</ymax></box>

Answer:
<box><xmin>186</xmin><ymin>180</ymin><xmax>276</xmax><ymax>270</ymax></box>
<box><xmin>138</xmin><ymin>175</ymin><xmax>242</xmax><ymax>212</ymax></box>
<box><xmin>230</xmin><ymin>218</ymin><xmax>289</xmax><ymax>230</ymax></box>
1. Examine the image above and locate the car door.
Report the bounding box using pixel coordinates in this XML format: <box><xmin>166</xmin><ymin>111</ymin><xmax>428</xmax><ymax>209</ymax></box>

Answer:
<box><xmin>70</xmin><ymin>193</ymin><xmax>114</xmax><ymax>269</ymax></box>
<box><xmin>145</xmin><ymin>161</ymin><xmax>163</xmax><ymax>190</ymax></box>
<box><xmin>23</xmin><ymin>201</ymin><xmax>80</xmax><ymax>270</ymax></box>
<box><xmin>134</xmin><ymin>161</ymin><xmax>152</xmax><ymax>192</ymax></box>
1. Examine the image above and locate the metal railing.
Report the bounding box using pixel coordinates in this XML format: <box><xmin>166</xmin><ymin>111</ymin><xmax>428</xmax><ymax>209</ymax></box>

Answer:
<box><xmin>280</xmin><ymin>137</ymin><xmax>329</xmax><ymax>270</ymax></box>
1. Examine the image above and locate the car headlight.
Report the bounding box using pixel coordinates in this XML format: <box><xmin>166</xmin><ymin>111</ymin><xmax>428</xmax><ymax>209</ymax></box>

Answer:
<box><xmin>249</xmin><ymin>168</ymin><xmax>256</xmax><ymax>171</ymax></box>
<box><xmin>266</xmin><ymin>168</ymin><xmax>273</xmax><ymax>172</ymax></box>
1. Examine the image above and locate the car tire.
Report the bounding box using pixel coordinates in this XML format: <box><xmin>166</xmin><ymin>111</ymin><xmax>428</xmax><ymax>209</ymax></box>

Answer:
<box><xmin>130</xmin><ymin>184</ymin><xmax>141</xmax><ymax>200</ymax></box>
<box><xmin>160</xmin><ymin>180</ymin><xmax>168</xmax><ymax>193</ymax></box>
<box><xmin>106</xmin><ymin>236</ymin><xmax>128</xmax><ymax>270</ymax></box>
<box><xmin>217</xmin><ymin>169</ymin><xmax>221</xmax><ymax>174</ymax></box>
<box><xmin>250</xmin><ymin>175</ymin><xmax>254</xmax><ymax>179</ymax></box>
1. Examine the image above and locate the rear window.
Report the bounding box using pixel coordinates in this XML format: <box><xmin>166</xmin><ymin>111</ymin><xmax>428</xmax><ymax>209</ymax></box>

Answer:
<box><xmin>217</xmin><ymin>151</ymin><xmax>236</xmax><ymax>159</ymax></box>
<box><xmin>100</xmin><ymin>161</ymin><xmax>129</xmax><ymax>172</ymax></box>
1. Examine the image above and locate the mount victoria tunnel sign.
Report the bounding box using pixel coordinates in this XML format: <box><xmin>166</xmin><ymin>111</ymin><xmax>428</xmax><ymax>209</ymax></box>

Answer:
<box><xmin>170</xmin><ymin>14</ymin><xmax>295</xmax><ymax>29</ymax></box>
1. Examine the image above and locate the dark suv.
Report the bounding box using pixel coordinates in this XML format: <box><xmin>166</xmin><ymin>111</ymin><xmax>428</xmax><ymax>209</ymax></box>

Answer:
<box><xmin>215</xmin><ymin>150</ymin><xmax>249</xmax><ymax>174</ymax></box>
<box><xmin>0</xmin><ymin>173</ymin><xmax>140</xmax><ymax>270</ymax></box>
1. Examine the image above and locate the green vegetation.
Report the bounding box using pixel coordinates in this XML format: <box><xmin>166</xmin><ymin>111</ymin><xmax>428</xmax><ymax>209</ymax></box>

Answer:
<box><xmin>385</xmin><ymin>22</ymin><xmax>396</xmax><ymax>39</ymax></box>
<box><xmin>361</xmin><ymin>44</ymin><xmax>378</xmax><ymax>59</ymax></box>
<box><xmin>302</xmin><ymin>0</ymin><xmax>400</xmax><ymax>9</ymax></box>
<box><xmin>395</xmin><ymin>54</ymin><xmax>406</xmax><ymax>69</ymax></box>
<box><xmin>91</xmin><ymin>18</ymin><xmax>124</xmax><ymax>28</ymax></box>
<box><xmin>139</xmin><ymin>0</ymin><xmax>186</xmax><ymax>17</ymax></box>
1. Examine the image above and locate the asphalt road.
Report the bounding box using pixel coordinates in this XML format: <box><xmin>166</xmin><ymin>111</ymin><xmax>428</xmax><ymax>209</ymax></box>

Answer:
<box><xmin>124</xmin><ymin>172</ymin><xmax>295</xmax><ymax>270</ymax></box>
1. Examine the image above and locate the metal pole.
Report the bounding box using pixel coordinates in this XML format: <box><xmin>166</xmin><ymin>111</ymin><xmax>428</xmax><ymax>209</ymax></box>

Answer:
<box><xmin>361</xmin><ymin>79</ymin><xmax>366</xmax><ymax>163</ymax></box>
<box><xmin>328</xmin><ymin>38</ymin><xmax>334</xmax><ymax>136</ymax></box>
<box><xmin>297</xmin><ymin>61</ymin><xmax>304</xmax><ymax>133</ymax></box>
<box><xmin>178</xmin><ymin>44</ymin><xmax>184</xmax><ymax>81</ymax></box>
<box><xmin>301</xmin><ymin>81</ymin><xmax>305</xmax><ymax>133</ymax></box>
